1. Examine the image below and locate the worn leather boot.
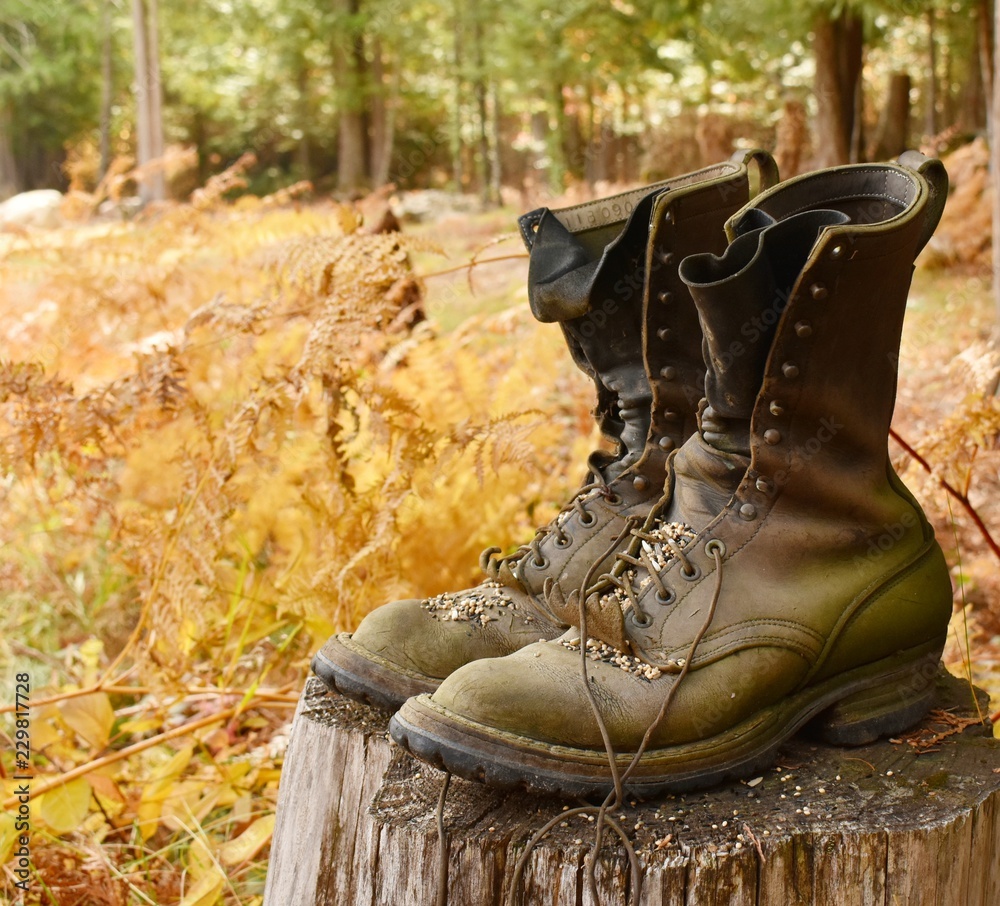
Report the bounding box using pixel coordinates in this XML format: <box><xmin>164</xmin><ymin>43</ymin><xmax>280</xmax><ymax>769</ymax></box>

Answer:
<box><xmin>390</xmin><ymin>152</ymin><xmax>954</xmax><ymax>796</ymax></box>
<box><xmin>311</xmin><ymin>151</ymin><xmax>779</xmax><ymax>710</ymax></box>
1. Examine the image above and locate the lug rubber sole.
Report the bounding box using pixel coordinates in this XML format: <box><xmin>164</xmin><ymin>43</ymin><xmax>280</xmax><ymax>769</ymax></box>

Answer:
<box><xmin>311</xmin><ymin>633</ymin><xmax>441</xmax><ymax>712</ymax></box>
<box><xmin>389</xmin><ymin>642</ymin><xmax>943</xmax><ymax>798</ymax></box>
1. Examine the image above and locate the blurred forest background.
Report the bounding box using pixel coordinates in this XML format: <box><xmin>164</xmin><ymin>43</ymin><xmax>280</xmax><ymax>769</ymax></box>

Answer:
<box><xmin>2</xmin><ymin>2</ymin><xmax>1000</xmax><ymax>905</ymax></box>
<box><xmin>1</xmin><ymin>0</ymin><xmax>997</xmax><ymax>201</ymax></box>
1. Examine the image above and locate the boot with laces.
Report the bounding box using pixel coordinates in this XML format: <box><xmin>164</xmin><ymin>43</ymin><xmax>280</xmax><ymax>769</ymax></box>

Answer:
<box><xmin>312</xmin><ymin>151</ymin><xmax>779</xmax><ymax>710</ymax></box>
<box><xmin>390</xmin><ymin>152</ymin><xmax>954</xmax><ymax>795</ymax></box>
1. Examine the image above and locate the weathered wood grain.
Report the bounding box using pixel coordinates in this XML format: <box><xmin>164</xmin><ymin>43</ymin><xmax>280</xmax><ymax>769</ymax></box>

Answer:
<box><xmin>264</xmin><ymin>670</ymin><xmax>1000</xmax><ymax>905</ymax></box>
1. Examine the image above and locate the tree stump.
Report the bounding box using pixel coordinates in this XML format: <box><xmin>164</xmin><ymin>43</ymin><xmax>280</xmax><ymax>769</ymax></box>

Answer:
<box><xmin>264</xmin><ymin>670</ymin><xmax>1000</xmax><ymax>905</ymax></box>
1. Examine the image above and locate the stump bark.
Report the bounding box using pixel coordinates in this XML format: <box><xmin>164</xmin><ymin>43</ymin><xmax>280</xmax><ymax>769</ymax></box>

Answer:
<box><xmin>264</xmin><ymin>670</ymin><xmax>1000</xmax><ymax>905</ymax></box>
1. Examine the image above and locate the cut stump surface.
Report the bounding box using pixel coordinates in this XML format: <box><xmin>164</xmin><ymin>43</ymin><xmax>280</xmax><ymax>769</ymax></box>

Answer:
<box><xmin>264</xmin><ymin>669</ymin><xmax>1000</xmax><ymax>905</ymax></box>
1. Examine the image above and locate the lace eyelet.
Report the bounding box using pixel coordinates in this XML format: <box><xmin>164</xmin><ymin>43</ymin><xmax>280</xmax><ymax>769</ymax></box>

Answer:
<box><xmin>655</xmin><ymin>588</ymin><xmax>676</xmax><ymax>606</ymax></box>
<box><xmin>705</xmin><ymin>539</ymin><xmax>726</xmax><ymax>558</ymax></box>
<box><xmin>554</xmin><ymin>534</ymin><xmax>572</xmax><ymax>548</ymax></box>
<box><xmin>532</xmin><ymin>555</ymin><xmax>549</xmax><ymax>569</ymax></box>
<box><xmin>604</xmin><ymin>493</ymin><xmax>622</xmax><ymax>506</ymax></box>
<box><xmin>630</xmin><ymin>610</ymin><xmax>653</xmax><ymax>628</ymax></box>
<box><xmin>680</xmin><ymin>563</ymin><xmax>702</xmax><ymax>581</ymax></box>
<box><xmin>579</xmin><ymin>512</ymin><xmax>597</xmax><ymax>527</ymax></box>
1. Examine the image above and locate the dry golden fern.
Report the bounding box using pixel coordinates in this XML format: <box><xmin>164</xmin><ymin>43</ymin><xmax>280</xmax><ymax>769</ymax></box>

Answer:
<box><xmin>190</xmin><ymin>152</ymin><xmax>257</xmax><ymax>210</ymax></box>
<box><xmin>916</xmin><ymin>393</ymin><xmax>1000</xmax><ymax>492</ymax></box>
<box><xmin>0</xmin><ymin>176</ymin><xmax>597</xmax><ymax>905</ymax></box>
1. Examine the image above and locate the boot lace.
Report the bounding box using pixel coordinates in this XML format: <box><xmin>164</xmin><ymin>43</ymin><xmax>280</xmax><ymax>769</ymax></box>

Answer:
<box><xmin>601</xmin><ymin>520</ymin><xmax>697</xmax><ymax>626</ymax></box>
<box><xmin>506</xmin><ymin>535</ymin><xmax>726</xmax><ymax>906</ymax></box>
<box><xmin>479</xmin><ymin>458</ymin><xmax>621</xmax><ymax>584</ymax></box>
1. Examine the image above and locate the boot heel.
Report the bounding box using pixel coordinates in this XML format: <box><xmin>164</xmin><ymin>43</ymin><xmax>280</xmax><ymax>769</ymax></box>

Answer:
<box><xmin>810</xmin><ymin>650</ymin><xmax>941</xmax><ymax>746</ymax></box>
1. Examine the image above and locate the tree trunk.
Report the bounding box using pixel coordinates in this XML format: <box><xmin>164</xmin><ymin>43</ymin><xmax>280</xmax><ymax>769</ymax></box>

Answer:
<box><xmin>584</xmin><ymin>86</ymin><xmax>598</xmax><ymax>188</ymax></box>
<box><xmin>264</xmin><ymin>672</ymin><xmax>1000</xmax><ymax>906</ymax></box>
<box><xmin>981</xmin><ymin>0</ymin><xmax>995</xmax><ymax>141</ymax></box>
<box><xmin>869</xmin><ymin>72</ymin><xmax>912</xmax><ymax>161</ymax></box>
<box><xmin>100</xmin><ymin>0</ymin><xmax>114</xmax><ymax>180</ymax></box>
<box><xmin>336</xmin><ymin>0</ymin><xmax>369</xmax><ymax>192</ymax></box>
<box><xmin>450</xmin><ymin>0</ymin><xmax>465</xmax><ymax>192</ymax></box>
<box><xmin>0</xmin><ymin>105</ymin><xmax>21</xmax><ymax>200</ymax></box>
<box><xmin>774</xmin><ymin>98</ymin><xmax>808</xmax><ymax>179</ymax></box>
<box><xmin>488</xmin><ymin>81</ymin><xmax>502</xmax><ymax>205</ymax></box>
<box><xmin>926</xmin><ymin>9</ymin><xmax>939</xmax><ymax>137</ymax></box>
<box><xmin>471</xmin><ymin>15</ymin><xmax>494</xmax><ymax>205</ymax></box>
<box><xmin>813</xmin><ymin>8</ymin><xmax>864</xmax><ymax>168</ymax></box>
<box><xmin>146</xmin><ymin>0</ymin><xmax>164</xmax><ymax>196</ymax></box>
<box><xmin>993</xmin><ymin>0</ymin><xmax>1000</xmax><ymax>341</ymax></box>
<box><xmin>295</xmin><ymin>62</ymin><xmax>312</xmax><ymax>181</ymax></box>
<box><xmin>548</xmin><ymin>81</ymin><xmax>568</xmax><ymax>192</ymax></box>
<box><xmin>844</xmin><ymin>14</ymin><xmax>864</xmax><ymax>160</ymax></box>
<box><xmin>368</xmin><ymin>36</ymin><xmax>396</xmax><ymax>187</ymax></box>
<box><xmin>131</xmin><ymin>0</ymin><xmax>166</xmax><ymax>202</ymax></box>
<box><xmin>961</xmin><ymin>11</ymin><xmax>986</xmax><ymax>133</ymax></box>
<box><xmin>375</xmin><ymin>63</ymin><xmax>399</xmax><ymax>188</ymax></box>
<box><xmin>941</xmin><ymin>15</ymin><xmax>955</xmax><ymax>127</ymax></box>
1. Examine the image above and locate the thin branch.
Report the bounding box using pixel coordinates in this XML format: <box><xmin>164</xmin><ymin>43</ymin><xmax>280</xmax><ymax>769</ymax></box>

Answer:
<box><xmin>0</xmin><ymin>682</ymin><xmax>298</xmax><ymax>714</ymax></box>
<box><xmin>889</xmin><ymin>427</ymin><xmax>1000</xmax><ymax>563</ymax></box>
<box><xmin>416</xmin><ymin>253</ymin><xmax>528</xmax><ymax>280</ymax></box>
<box><xmin>2</xmin><ymin>705</ymin><xmax>240</xmax><ymax>809</ymax></box>
<box><xmin>0</xmin><ymin>679</ymin><xmax>141</xmax><ymax>715</ymax></box>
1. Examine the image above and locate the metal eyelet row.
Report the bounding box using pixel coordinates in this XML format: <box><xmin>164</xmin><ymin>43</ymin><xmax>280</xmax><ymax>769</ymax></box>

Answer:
<box><xmin>651</xmin><ymin>539</ymin><xmax>726</xmax><ymax>608</ymax></box>
<box><xmin>754</xmin><ymin>259</ymin><xmax>832</xmax><ymax>495</ymax></box>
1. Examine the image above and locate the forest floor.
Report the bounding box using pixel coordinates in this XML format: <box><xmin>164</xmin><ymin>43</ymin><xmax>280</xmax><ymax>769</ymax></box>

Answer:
<box><xmin>0</xmin><ymin>187</ymin><xmax>997</xmax><ymax>905</ymax></box>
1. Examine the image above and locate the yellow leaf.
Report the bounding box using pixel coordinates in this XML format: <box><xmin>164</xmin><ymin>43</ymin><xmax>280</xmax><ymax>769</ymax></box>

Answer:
<box><xmin>59</xmin><ymin>692</ymin><xmax>114</xmax><ymax>749</ymax></box>
<box><xmin>138</xmin><ymin>746</ymin><xmax>194</xmax><ymax>840</ymax></box>
<box><xmin>31</xmin><ymin>704</ymin><xmax>69</xmax><ymax>751</ymax></box>
<box><xmin>187</xmin><ymin>835</ymin><xmax>215</xmax><ymax>881</ymax></box>
<box><xmin>160</xmin><ymin>780</ymin><xmax>210</xmax><ymax>830</ymax></box>
<box><xmin>89</xmin><ymin>773</ymin><xmax>127</xmax><ymax>819</ymax></box>
<box><xmin>220</xmin><ymin>762</ymin><xmax>252</xmax><ymax>784</ymax></box>
<box><xmin>0</xmin><ymin>813</ymin><xmax>19</xmax><ymax>864</ymax></box>
<box><xmin>79</xmin><ymin>638</ymin><xmax>104</xmax><ymax>686</ymax></box>
<box><xmin>218</xmin><ymin>814</ymin><xmax>275</xmax><ymax>866</ymax></box>
<box><xmin>154</xmin><ymin>745</ymin><xmax>194</xmax><ymax>781</ymax></box>
<box><xmin>179</xmin><ymin>868</ymin><xmax>225</xmax><ymax>906</ymax></box>
<box><xmin>36</xmin><ymin>777</ymin><xmax>92</xmax><ymax>834</ymax></box>
<box><xmin>119</xmin><ymin>716</ymin><xmax>163</xmax><ymax>735</ymax></box>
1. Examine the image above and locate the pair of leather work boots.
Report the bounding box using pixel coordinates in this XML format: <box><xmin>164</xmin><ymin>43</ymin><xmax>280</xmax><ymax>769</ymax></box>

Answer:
<box><xmin>313</xmin><ymin>149</ymin><xmax>952</xmax><ymax>797</ymax></box>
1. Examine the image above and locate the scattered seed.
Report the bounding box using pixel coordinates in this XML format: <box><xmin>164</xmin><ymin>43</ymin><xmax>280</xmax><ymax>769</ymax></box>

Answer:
<box><xmin>560</xmin><ymin>636</ymin><xmax>663</xmax><ymax>680</ymax></box>
<box><xmin>423</xmin><ymin>581</ymin><xmax>515</xmax><ymax>624</ymax></box>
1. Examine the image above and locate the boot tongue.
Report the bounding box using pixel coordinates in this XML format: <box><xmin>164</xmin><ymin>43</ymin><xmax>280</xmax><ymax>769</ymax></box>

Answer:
<box><xmin>524</xmin><ymin>199</ymin><xmax>660</xmax><ymax>479</ymax></box>
<box><xmin>525</xmin><ymin>212</ymin><xmax>597</xmax><ymax>322</ymax></box>
<box><xmin>679</xmin><ymin>208</ymin><xmax>851</xmax><ymax>456</ymax></box>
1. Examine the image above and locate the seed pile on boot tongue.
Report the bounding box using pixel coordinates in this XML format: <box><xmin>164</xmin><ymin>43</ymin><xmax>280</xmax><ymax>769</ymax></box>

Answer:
<box><xmin>601</xmin><ymin>520</ymin><xmax>697</xmax><ymax>609</ymax></box>
<box><xmin>422</xmin><ymin>580</ymin><xmax>518</xmax><ymax>626</ymax></box>
<box><xmin>560</xmin><ymin>637</ymin><xmax>664</xmax><ymax>680</ymax></box>
<box><xmin>558</xmin><ymin>521</ymin><xmax>696</xmax><ymax>681</ymax></box>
